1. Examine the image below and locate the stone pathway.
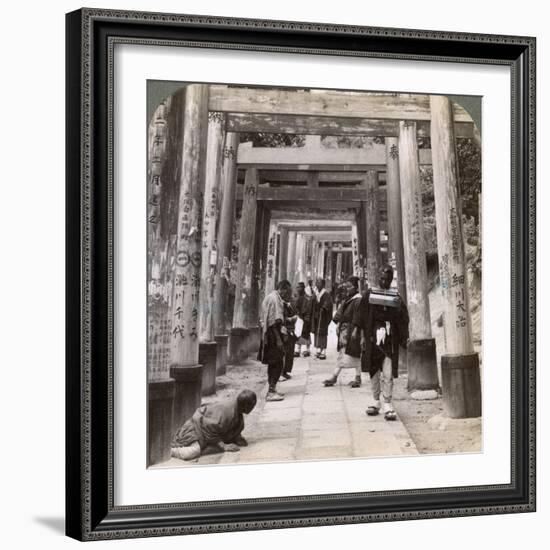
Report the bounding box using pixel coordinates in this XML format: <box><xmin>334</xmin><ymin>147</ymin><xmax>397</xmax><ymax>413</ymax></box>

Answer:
<box><xmin>157</xmin><ymin>330</ymin><xmax>418</xmax><ymax>468</ymax></box>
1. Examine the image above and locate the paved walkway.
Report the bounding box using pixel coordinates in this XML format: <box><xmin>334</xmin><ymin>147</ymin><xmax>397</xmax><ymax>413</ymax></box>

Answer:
<box><xmin>158</xmin><ymin>330</ymin><xmax>418</xmax><ymax>468</ymax></box>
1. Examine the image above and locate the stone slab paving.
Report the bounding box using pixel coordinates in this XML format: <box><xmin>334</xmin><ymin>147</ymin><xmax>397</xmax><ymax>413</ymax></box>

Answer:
<box><xmin>157</xmin><ymin>334</ymin><xmax>418</xmax><ymax>469</ymax></box>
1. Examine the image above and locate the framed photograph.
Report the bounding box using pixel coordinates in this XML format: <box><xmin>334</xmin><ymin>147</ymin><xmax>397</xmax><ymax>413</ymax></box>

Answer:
<box><xmin>65</xmin><ymin>8</ymin><xmax>536</xmax><ymax>541</ymax></box>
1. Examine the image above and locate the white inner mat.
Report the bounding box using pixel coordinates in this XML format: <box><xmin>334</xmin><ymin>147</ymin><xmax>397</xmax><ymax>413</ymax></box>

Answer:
<box><xmin>114</xmin><ymin>43</ymin><xmax>511</xmax><ymax>506</ymax></box>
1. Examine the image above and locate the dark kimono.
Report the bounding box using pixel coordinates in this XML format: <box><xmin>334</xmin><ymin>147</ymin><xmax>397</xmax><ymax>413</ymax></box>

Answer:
<box><xmin>312</xmin><ymin>289</ymin><xmax>333</xmax><ymax>348</ymax></box>
<box><xmin>258</xmin><ymin>290</ymin><xmax>285</xmax><ymax>365</ymax></box>
<box><xmin>333</xmin><ymin>293</ymin><xmax>362</xmax><ymax>357</ymax></box>
<box><xmin>282</xmin><ymin>301</ymin><xmax>298</xmax><ymax>374</ymax></box>
<box><xmin>355</xmin><ymin>288</ymin><xmax>409</xmax><ymax>378</ymax></box>
<box><xmin>292</xmin><ymin>294</ymin><xmax>313</xmax><ymax>337</ymax></box>
<box><xmin>172</xmin><ymin>399</ymin><xmax>244</xmax><ymax>450</ymax></box>
<box><xmin>257</xmin><ymin>324</ymin><xmax>285</xmax><ymax>365</ymax></box>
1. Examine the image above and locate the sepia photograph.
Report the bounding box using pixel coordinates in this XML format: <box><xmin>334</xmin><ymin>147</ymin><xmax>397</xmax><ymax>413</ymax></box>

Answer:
<box><xmin>146</xmin><ymin>82</ymin><xmax>483</xmax><ymax>468</ymax></box>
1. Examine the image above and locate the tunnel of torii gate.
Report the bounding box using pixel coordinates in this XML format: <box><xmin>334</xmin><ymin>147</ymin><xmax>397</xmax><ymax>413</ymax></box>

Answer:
<box><xmin>147</xmin><ymin>84</ymin><xmax>482</xmax><ymax>466</ymax></box>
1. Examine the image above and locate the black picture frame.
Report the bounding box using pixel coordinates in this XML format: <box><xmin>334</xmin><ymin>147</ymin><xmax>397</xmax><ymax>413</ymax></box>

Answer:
<box><xmin>65</xmin><ymin>8</ymin><xmax>536</xmax><ymax>541</ymax></box>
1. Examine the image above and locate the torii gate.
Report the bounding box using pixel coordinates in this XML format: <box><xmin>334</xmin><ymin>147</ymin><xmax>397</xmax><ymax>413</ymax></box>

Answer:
<box><xmin>231</xmin><ymin>134</ymin><xmax>432</xmax><ymax>384</ymax></box>
<box><xmin>148</xmin><ymin>84</ymin><xmax>481</xmax><ymax>465</ymax></box>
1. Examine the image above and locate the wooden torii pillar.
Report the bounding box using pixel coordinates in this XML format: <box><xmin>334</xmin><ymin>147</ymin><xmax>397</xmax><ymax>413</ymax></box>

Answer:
<box><xmin>305</xmin><ymin>236</ymin><xmax>314</xmax><ymax>281</ymax></box>
<box><xmin>398</xmin><ymin>120</ymin><xmax>439</xmax><ymax>391</ymax></box>
<box><xmin>198</xmin><ymin>111</ymin><xmax>224</xmax><ymax>396</ymax></box>
<box><xmin>325</xmin><ymin>242</ymin><xmax>334</xmax><ymax>290</ymax></box>
<box><xmin>356</xmin><ymin>204</ymin><xmax>368</xmax><ymax>287</ymax></box>
<box><xmin>230</xmin><ymin>168</ymin><xmax>259</xmax><ymax>363</ymax></box>
<box><xmin>351</xmin><ymin>222</ymin><xmax>362</xmax><ymax>287</ymax></box>
<box><xmin>212</xmin><ymin>132</ymin><xmax>238</xmax><ymax>375</ymax></box>
<box><xmin>147</xmin><ymin>100</ymin><xmax>173</xmax><ymax>466</ymax></box>
<box><xmin>296</xmin><ymin>233</ymin><xmax>306</xmax><ymax>284</ymax></box>
<box><xmin>364</xmin><ymin>170</ymin><xmax>381</xmax><ymax>287</ymax></box>
<box><xmin>264</xmin><ymin>220</ymin><xmax>278</xmax><ymax>295</ymax></box>
<box><xmin>317</xmin><ymin>240</ymin><xmax>326</xmax><ymax>282</ymax></box>
<box><xmin>287</xmin><ymin>230</ymin><xmax>297</xmax><ymax>286</ymax></box>
<box><xmin>278</xmin><ymin>226</ymin><xmax>289</xmax><ymax>282</ymax></box>
<box><xmin>169</xmin><ymin>84</ymin><xmax>209</xmax><ymax>437</ymax></box>
<box><xmin>335</xmin><ymin>248</ymin><xmax>343</xmax><ymax>285</ymax></box>
<box><xmin>430</xmin><ymin>96</ymin><xmax>481</xmax><ymax>418</ymax></box>
<box><xmin>255</xmin><ymin>207</ymin><xmax>272</xmax><ymax>309</ymax></box>
<box><xmin>247</xmin><ymin>203</ymin><xmax>266</xmax><ymax>355</ymax></box>
<box><xmin>386</xmin><ymin>137</ymin><xmax>408</xmax><ymax>374</ymax></box>
<box><xmin>386</xmin><ymin>137</ymin><xmax>407</xmax><ymax>302</ymax></box>
<box><xmin>250</xmin><ymin>203</ymin><xmax>266</xmax><ymax>320</ymax></box>
<box><xmin>310</xmin><ymin>237</ymin><xmax>319</xmax><ymax>280</ymax></box>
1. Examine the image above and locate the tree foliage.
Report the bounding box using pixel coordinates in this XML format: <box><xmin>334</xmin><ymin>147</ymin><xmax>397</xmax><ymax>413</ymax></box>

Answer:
<box><xmin>421</xmin><ymin>137</ymin><xmax>482</xmax><ymax>280</ymax></box>
<box><xmin>239</xmin><ymin>133</ymin><xmax>305</xmax><ymax>147</ymax></box>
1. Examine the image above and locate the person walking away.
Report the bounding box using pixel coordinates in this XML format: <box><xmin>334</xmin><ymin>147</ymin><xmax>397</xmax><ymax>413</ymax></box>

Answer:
<box><xmin>171</xmin><ymin>390</ymin><xmax>257</xmax><ymax>461</ymax></box>
<box><xmin>258</xmin><ymin>279</ymin><xmax>293</xmax><ymax>401</ymax></box>
<box><xmin>323</xmin><ymin>276</ymin><xmax>363</xmax><ymax>387</ymax></box>
<box><xmin>356</xmin><ymin>265</ymin><xmax>409</xmax><ymax>421</ymax></box>
<box><xmin>293</xmin><ymin>281</ymin><xmax>313</xmax><ymax>357</ymax></box>
<box><xmin>312</xmin><ymin>278</ymin><xmax>333</xmax><ymax>360</ymax></box>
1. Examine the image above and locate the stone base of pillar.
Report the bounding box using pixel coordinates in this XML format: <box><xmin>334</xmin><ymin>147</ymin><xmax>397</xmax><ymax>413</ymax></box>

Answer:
<box><xmin>441</xmin><ymin>352</ymin><xmax>481</xmax><ymax>418</ymax></box>
<box><xmin>169</xmin><ymin>365</ymin><xmax>203</xmax><ymax>436</ymax></box>
<box><xmin>229</xmin><ymin>327</ymin><xmax>249</xmax><ymax>364</ymax></box>
<box><xmin>245</xmin><ymin>325</ymin><xmax>261</xmax><ymax>355</ymax></box>
<box><xmin>199</xmin><ymin>341</ymin><xmax>218</xmax><ymax>396</ymax></box>
<box><xmin>406</xmin><ymin>338</ymin><xmax>439</xmax><ymax>391</ymax></box>
<box><xmin>214</xmin><ymin>334</ymin><xmax>229</xmax><ymax>376</ymax></box>
<box><xmin>147</xmin><ymin>379</ymin><xmax>175</xmax><ymax>467</ymax></box>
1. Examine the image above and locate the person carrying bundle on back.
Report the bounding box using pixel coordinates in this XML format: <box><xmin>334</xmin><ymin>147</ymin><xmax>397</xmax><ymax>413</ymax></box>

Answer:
<box><xmin>356</xmin><ymin>265</ymin><xmax>409</xmax><ymax>421</ymax></box>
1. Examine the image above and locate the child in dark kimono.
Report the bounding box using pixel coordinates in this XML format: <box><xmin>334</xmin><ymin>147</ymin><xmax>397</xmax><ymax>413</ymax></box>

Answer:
<box><xmin>312</xmin><ymin>278</ymin><xmax>333</xmax><ymax>360</ymax></box>
<box><xmin>323</xmin><ymin>276</ymin><xmax>363</xmax><ymax>387</ymax></box>
<box><xmin>281</xmin><ymin>300</ymin><xmax>298</xmax><ymax>380</ymax></box>
<box><xmin>293</xmin><ymin>282</ymin><xmax>313</xmax><ymax>357</ymax></box>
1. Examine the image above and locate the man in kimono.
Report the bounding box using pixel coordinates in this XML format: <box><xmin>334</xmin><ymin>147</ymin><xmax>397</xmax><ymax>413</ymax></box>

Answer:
<box><xmin>171</xmin><ymin>389</ymin><xmax>257</xmax><ymax>461</ymax></box>
<box><xmin>323</xmin><ymin>276</ymin><xmax>363</xmax><ymax>387</ymax></box>
<box><xmin>356</xmin><ymin>265</ymin><xmax>409</xmax><ymax>421</ymax></box>
<box><xmin>312</xmin><ymin>278</ymin><xmax>333</xmax><ymax>360</ymax></box>
<box><xmin>293</xmin><ymin>281</ymin><xmax>313</xmax><ymax>358</ymax></box>
<box><xmin>258</xmin><ymin>279</ymin><xmax>293</xmax><ymax>401</ymax></box>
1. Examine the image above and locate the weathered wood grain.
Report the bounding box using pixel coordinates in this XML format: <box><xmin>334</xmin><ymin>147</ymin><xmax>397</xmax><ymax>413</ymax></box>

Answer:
<box><xmin>210</xmin><ymin>86</ymin><xmax>473</xmax><ymax>122</ymax></box>
<box><xmin>226</xmin><ymin>112</ymin><xmax>474</xmax><ymax>137</ymax></box>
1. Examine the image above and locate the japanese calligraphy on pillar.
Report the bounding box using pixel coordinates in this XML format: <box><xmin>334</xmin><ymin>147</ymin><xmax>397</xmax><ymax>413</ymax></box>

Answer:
<box><xmin>200</xmin><ymin>111</ymin><xmax>224</xmax><ymax>342</ymax></box>
<box><xmin>148</xmin><ymin>299</ymin><xmax>171</xmax><ymax>381</ymax></box>
<box><xmin>365</xmin><ymin>170</ymin><xmax>381</xmax><ymax>287</ymax></box>
<box><xmin>430</xmin><ymin>94</ymin><xmax>474</xmax><ymax>354</ymax></box>
<box><xmin>147</xmin><ymin>101</ymin><xmax>171</xmax><ymax>382</ymax></box>
<box><xmin>170</xmin><ymin>84</ymin><xmax>209</xmax><ymax>366</ymax></box>
<box><xmin>148</xmin><ymin>101</ymin><xmax>167</xmax><ymax>235</ymax></box>
<box><xmin>265</xmin><ymin>222</ymin><xmax>277</xmax><ymax>294</ymax></box>
<box><xmin>449</xmin><ymin>208</ymin><xmax>461</xmax><ymax>263</ymax></box>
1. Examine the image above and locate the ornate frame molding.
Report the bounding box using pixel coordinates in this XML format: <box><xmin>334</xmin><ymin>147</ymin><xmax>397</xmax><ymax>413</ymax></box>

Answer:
<box><xmin>66</xmin><ymin>8</ymin><xmax>536</xmax><ymax>541</ymax></box>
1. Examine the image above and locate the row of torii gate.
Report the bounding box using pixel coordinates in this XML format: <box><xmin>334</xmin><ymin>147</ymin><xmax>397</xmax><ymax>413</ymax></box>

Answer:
<box><xmin>147</xmin><ymin>84</ymin><xmax>482</xmax><ymax>465</ymax></box>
